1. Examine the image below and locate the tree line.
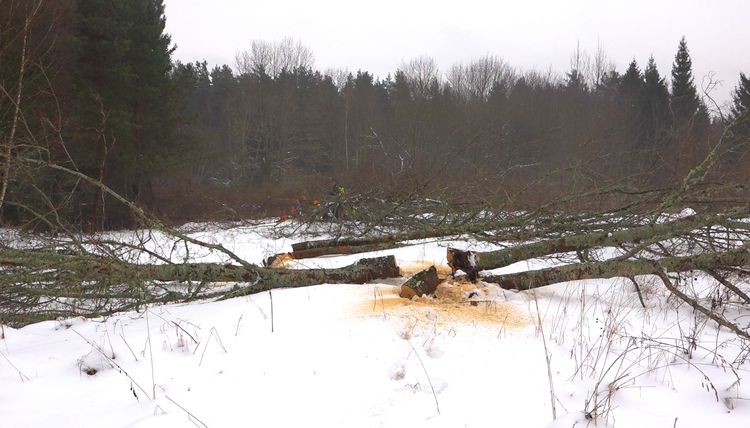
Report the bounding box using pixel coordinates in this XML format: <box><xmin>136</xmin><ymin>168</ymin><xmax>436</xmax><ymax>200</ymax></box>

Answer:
<box><xmin>1</xmin><ymin>0</ymin><xmax>749</xmax><ymax>230</ymax></box>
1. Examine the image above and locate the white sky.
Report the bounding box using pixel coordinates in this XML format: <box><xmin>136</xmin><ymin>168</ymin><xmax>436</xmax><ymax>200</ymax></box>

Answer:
<box><xmin>164</xmin><ymin>0</ymin><xmax>750</xmax><ymax>107</ymax></box>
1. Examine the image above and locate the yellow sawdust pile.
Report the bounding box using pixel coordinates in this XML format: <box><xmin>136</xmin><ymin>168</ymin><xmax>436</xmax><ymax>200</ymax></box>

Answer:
<box><xmin>361</xmin><ymin>263</ymin><xmax>528</xmax><ymax>328</ymax></box>
<box><xmin>399</xmin><ymin>261</ymin><xmax>453</xmax><ymax>277</ymax></box>
<box><xmin>268</xmin><ymin>252</ymin><xmax>294</xmax><ymax>268</ymax></box>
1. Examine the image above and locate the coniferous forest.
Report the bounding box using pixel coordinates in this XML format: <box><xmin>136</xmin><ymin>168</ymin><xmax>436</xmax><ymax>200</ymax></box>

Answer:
<box><xmin>1</xmin><ymin>0</ymin><xmax>749</xmax><ymax>230</ymax></box>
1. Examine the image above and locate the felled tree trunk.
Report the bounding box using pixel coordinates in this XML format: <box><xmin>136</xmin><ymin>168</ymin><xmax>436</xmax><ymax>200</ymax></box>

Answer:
<box><xmin>220</xmin><ymin>255</ymin><xmax>400</xmax><ymax>299</ymax></box>
<box><xmin>0</xmin><ymin>249</ymin><xmax>401</xmax><ymax>323</ymax></box>
<box><xmin>287</xmin><ymin>223</ymin><xmax>500</xmax><ymax>259</ymax></box>
<box><xmin>450</xmin><ymin>212</ymin><xmax>747</xmax><ymax>274</ymax></box>
<box><xmin>290</xmin><ymin>228</ymin><xmax>479</xmax><ymax>252</ymax></box>
<box><xmin>286</xmin><ymin>242</ymin><xmax>406</xmax><ymax>260</ymax></box>
<box><xmin>483</xmin><ymin>245</ymin><xmax>750</xmax><ymax>290</ymax></box>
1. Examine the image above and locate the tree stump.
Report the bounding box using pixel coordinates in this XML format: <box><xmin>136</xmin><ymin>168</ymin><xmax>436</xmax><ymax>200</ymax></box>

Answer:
<box><xmin>400</xmin><ymin>266</ymin><xmax>439</xmax><ymax>298</ymax></box>
<box><xmin>446</xmin><ymin>248</ymin><xmax>480</xmax><ymax>282</ymax></box>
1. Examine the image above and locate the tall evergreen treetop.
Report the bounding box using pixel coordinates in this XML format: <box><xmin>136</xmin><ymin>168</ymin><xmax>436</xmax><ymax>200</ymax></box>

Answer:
<box><xmin>644</xmin><ymin>56</ymin><xmax>667</xmax><ymax>89</ymax></box>
<box><xmin>670</xmin><ymin>37</ymin><xmax>700</xmax><ymax>124</ymax></box>
<box><xmin>641</xmin><ymin>56</ymin><xmax>671</xmax><ymax>144</ymax></box>
<box><xmin>731</xmin><ymin>72</ymin><xmax>750</xmax><ymax>120</ymax></box>
<box><xmin>730</xmin><ymin>72</ymin><xmax>750</xmax><ymax>142</ymax></box>
<box><xmin>619</xmin><ymin>59</ymin><xmax>643</xmax><ymax>98</ymax></box>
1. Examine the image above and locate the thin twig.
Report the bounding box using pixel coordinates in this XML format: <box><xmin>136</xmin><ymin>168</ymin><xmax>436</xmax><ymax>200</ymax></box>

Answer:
<box><xmin>145</xmin><ymin>310</ymin><xmax>156</xmax><ymax>399</ymax></box>
<box><xmin>164</xmin><ymin>394</ymin><xmax>210</xmax><ymax>428</ymax></box>
<box><xmin>406</xmin><ymin>339</ymin><xmax>440</xmax><ymax>415</ymax></box>
<box><xmin>0</xmin><ymin>349</ymin><xmax>30</xmax><ymax>382</ymax></box>
<box><xmin>533</xmin><ymin>292</ymin><xmax>557</xmax><ymax>421</ymax></box>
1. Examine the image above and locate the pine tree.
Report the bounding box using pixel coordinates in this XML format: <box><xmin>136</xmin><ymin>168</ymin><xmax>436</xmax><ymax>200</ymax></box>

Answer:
<box><xmin>670</xmin><ymin>37</ymin><xmax>700</xmax><ymax>125</ymax></box>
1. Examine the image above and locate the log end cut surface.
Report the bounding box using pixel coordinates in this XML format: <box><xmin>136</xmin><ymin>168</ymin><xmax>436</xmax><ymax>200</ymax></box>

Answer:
<box><xmin>400</xmin><ymin>266</ymin><xmax>439</xmax><ymax>298</ymax></box>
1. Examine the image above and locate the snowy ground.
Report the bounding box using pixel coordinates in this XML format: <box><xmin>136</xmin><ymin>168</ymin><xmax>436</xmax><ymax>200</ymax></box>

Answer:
<box><xmin>2</xmin><ymin>223</ymin><xmax>749</xmax><ymax>427</ymax></box>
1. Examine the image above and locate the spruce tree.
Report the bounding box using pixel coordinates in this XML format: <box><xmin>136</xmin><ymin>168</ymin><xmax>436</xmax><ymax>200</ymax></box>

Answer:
<box><xmin>730</xmin><ymin>73</ymin><xmax>750</xmax><ymax>121</ymax></box>
<box><xmin>730</xmin><ymin>72</ymin><xmax>750</xmax><ymax>142</ymax></box>
<box><xmin>565</xmin><ymin>69</ymin><xmax>587</xmax><ymax>93</ymax></box>
<box><xmin>620</xmin><ymin>59</ymin><xmax>643</xmax><ymax>97</ymax></box>
<box><xmin>618</xmin><ymin>60</ymin><xmax>644</xmax><ymax>145</ymax></box>
<box><xmin>670</xmin><ymin>37</ymin><xmax>700</xmax><ymax>125</ymax></box>
<box><xmin>641</xmin><ymin>56</ymin><xmax>671</xmax><ymax>144</ymax></box>
<box><xmin>596</xmin><ymin>70</ymin><xmax>620</xmax><ymax>97</ymax></box>
<box><xmin>74</xmin><ymin>0</ymin><xmax>176</xmax><ymax>224</ymax></box>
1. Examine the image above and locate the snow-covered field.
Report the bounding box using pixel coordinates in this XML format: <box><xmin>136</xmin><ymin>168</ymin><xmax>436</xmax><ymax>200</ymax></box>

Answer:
<box><xmin>2</xmin><ymin>223</ymin><xmax>749</xmax><ymax>427</ymax></box>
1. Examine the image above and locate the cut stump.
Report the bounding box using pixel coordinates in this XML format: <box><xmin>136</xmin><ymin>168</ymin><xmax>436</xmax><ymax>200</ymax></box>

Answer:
<box><xmin>446</xmin><ymin>248</ymin><xmax>480</xmax><ymax>282</ymax></box>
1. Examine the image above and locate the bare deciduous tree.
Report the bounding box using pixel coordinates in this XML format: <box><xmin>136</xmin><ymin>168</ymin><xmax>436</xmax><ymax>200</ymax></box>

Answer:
<box><xmin>399</xmin><ymin>56</ymin><xmax>440</xmax><ymax>99</ymax></box>
<box><xmin>324</xmin><ymin>67</ymin><xmax>350</xmax><ymax>91</ymax></box>
<box><xmin>0</xmin><ymin>1</ymin><xmax>42</xmax><ymax>212</ymax></box>
<box><xmin>235</xmin><ymin>37</ymin><xmax>315</xmax><ymax>77</ymax></box>
<box><xmin>447</xmin><ymin>55</ymin><xmax>516</xmax><ymax>101</ymax></box>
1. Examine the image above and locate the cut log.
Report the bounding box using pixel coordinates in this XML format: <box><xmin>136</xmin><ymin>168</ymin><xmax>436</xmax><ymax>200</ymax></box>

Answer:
<box><xmin>220</xmin><ymin>255</ymin><xmax>401</xmax><ymax>299</ymax></box>
<box><xmin>0</xmin><ymin>248</ymin><xmax>402</xmax><ymax>324</ymax></box>
<box><xmin>289</xmin><ymin>242</ymin><xmax>406</xmax><ymax>260</ymax></box>
<box><xmin>400</xmin><ymin>266</ymin><xmax>439</xmax><ymax>298</ymax></box>
<box><xmin>292</xmin><ymin>236</ymin><xmax>406</xmax><ymax>252</ymax></box>
<box><xmin>483</xmin><ymin>244</ymin><xmax>750</xmax><ymax>290</ymax></box>
<box><xmin>451</xmin><ymin>212</ymin><xmax>750</xmax><ymax>275</ymax></box>
<box><xmin>288</xmin><ymin>223</ymin><xmax>501</xmax><ymax>255</ymax></box>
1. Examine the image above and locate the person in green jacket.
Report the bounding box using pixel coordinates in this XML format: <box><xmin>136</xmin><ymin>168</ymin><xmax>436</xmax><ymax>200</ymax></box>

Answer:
<box><xmin>327</xmin><ymin>178</ymin><xmax>345</xmax><ymax>220</ymax></box>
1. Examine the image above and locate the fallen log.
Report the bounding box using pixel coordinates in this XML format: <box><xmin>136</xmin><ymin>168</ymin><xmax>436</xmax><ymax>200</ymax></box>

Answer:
<box><xmin>292</xmin><ymin>236</ymin><xmax>407</xmax><ymax>252</ymax></box>
<box><xmin>288</xmin><ymin>222</ymin><xmax>518</xmax><ymax>256</ymax></box>
<box><xmin>449</xmin><ymin>212</ymin><xmax>750</xmax><ymax>275</ymax></box>
<box><xmin>0</xmin><ymin>248</ymin><xmax>401</xmax><ymax>325</ymax></box>
<box><xmin>483</xmin><ymin>244</ymin><xmax>750</xmax><ymax>291</ymax></box>
<box><xmin>221</xmin><ymin>255</ymin><xmax>401</xmax><ymax>299</ymax></box>
<box><xmin>288</xmin><ymin>242</ymin><xmax>407</xmax><ymax>260</ymax></box>
<box><xmin>284</xmin><ymin>221</ymin><xmax>509</xmax><ymax>261</ymax></box>
<box><xmin>289</xmin><ymin>208</ymin><xmax>731</xmax><ymax>264</ymax></box>
<box><xmin>289</xmin><ymin>225</ymin><xmax>493</xmax><ymax>252</ymax></box>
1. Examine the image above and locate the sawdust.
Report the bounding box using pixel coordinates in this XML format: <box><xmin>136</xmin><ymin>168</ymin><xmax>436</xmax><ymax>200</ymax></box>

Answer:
<box><xmin>399</xmin><ymin>261</ymin><xmax>453</xmax><ymax>277</ymax></box>
<box><xmin>268</xmin><ymin>253</ymin><xmax>294</xmax><ymax>268</ymax></box>
<box><xmin>361</xmin><ymin>277</ymin><xmax>529</xmax><ymax>328</ymax></box>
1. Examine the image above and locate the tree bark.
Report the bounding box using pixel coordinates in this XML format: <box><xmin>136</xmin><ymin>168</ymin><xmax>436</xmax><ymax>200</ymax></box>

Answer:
<box><xmin>218</xmin><ymin>255</ymin><xmax>400</xmax><ymax>299</ymax></box>
<box><xmin>289</xmin><ymin>223</ymin><xmax>494</xmax><ymax>253</ymax></box>
<box><xmin>0</xmin><ymin>11</ymin><xmax>31</xmax><ymax>213</ymax></box>
<box><xmin>0</xmin><ymin>249</ymin><xmax>399</xmax><ymax>287</ymax></box>
<box><xmin>288</xmin><ymin>242</ymin><xmax>406</xmax><ymax>260</ymax></box>
<box><xmin>0</xmin><ymin>249</ymin><xmax>401</xmax><ymax>324</ymax></box>
<box><xmin>400</xmin><ymin>266</ymin><xmax>439</xmax><ymax>298</ymax></box>
<box><xmin>483</xmin><ymin>245</ymin><xmax>750</xmax><ymax>290</ymax></box>
<box><xmin>455</xmin><ymin>212</ymin><xmax>748</xmax><ymax>273</ymax></box>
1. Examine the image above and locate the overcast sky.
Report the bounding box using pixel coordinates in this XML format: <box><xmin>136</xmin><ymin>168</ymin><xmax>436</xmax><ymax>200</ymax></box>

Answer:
<box><xmin>163</xmin><ymin>0</ymin><xmax>749</xmax><ymax>107</ymax></box>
